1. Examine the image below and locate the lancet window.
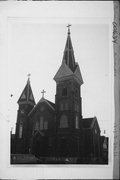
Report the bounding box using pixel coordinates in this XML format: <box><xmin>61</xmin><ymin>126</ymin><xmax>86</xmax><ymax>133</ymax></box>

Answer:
<box><xmin>19</xmin><ymin>124</ymin><xmax>23</xmax><ymax>138</ymax></box>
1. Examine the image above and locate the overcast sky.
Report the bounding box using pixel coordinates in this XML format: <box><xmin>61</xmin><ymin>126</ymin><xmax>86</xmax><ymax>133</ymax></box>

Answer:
<box><xmin>6</xmin><ymin>22</ymin><xmax>112</xmax><ymax>136</ymax></box>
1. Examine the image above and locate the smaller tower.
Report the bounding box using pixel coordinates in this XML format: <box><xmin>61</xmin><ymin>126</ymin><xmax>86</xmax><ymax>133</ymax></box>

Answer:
<box><xmin>15</xmin><ymin>75</ymin><xmax>35</xmax><ymax>153</ymax></box>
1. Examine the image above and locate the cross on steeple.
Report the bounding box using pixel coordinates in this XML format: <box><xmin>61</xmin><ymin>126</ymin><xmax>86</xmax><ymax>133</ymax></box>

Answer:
<box><xmin>67</xmin><ymin>24</ymin><xmax>71</xmax><ymax>34</ymax></box>
<box><xmin>41</xmin><ymin>89</ymin><xmax>46</xmax><ymax>98</ymax></box>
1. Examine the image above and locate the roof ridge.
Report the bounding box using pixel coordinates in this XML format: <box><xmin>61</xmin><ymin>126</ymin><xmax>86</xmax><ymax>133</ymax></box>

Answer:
<box><xmin>28</xmin><ymin>97</ymin><xmax>55</xmax><ymax>116</ymax></box>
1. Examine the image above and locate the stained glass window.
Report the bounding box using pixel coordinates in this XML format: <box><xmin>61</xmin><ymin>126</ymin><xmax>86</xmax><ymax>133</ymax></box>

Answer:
<box><xmin>39</xmin><ymin>116</ymin><xmax>48</xmax><ymax>130</ymax></box>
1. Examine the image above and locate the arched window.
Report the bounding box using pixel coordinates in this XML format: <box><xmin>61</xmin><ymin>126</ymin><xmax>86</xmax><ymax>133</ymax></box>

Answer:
<box><xmin>62</xmin><ymin>87</ymin><xmax>67</xmax><ymax>96</ymax></box>
<box><xmin>39</xmin><ymin>116</ymin><xmax>48</xmax><ymax>130</ymax></box>
<box><xmin>75</xmin><ymin>115</ymin><xmax>79</xmax><ymax>129</ymax></box>
<box><xmin>60</xmin><ymin>115</ymin><xmax>68</xmax><ymax>128</ymax></box>
<box><xmin>19</xmin><ymin>124</ymin><xmax>23</xmax><ymax>138</ymax></box>
<box><xmin>40</xmin><ymin>116</ymin><xmax>44</xmax><ymax>130</ymax></box>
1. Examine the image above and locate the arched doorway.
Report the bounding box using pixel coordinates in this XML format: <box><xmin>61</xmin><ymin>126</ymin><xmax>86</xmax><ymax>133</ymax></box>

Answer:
<box><xmin>31</xmin><ymin>131</ymin><xmax>48</xmax><ymax>157</ymax></box>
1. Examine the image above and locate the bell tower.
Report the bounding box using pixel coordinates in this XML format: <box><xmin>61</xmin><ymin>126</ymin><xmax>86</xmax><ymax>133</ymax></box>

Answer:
<box><xmin>54</xmin><ymin>25</ymin><xmax>84</xmax><ymax>157</ymax></box>
<box><xmin>15</xmin><ymin>75</ymin><xmax>35</xmax><ymax>153</ymax></box>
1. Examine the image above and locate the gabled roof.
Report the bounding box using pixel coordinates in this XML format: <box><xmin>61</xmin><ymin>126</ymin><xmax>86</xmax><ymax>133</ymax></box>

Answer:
<box><xmin>54</xmin><ymin>26</ymin><xmax>83</xmax><ymax>85</ymax></box>
<box><xmin>28</xmin><ymin>97</ymin><xmax>55</xmax><ymax>116</ymax></box>
<box><xmin>82</xmin><ymin>118</ymin><xmax>94</xmax><ymax>129</ymax></box>
<box><xmin>46</xmin><ymin>99</ymin><xmax>56</xmax><ymax>109</ymax></box>
<box><xmin>54</xmin><ymin>62</ymin><xmax>83</xmax><ymax>85</ymax></box>
<box><xmin>17</xmin><ymin>78</ymin><xmax>35</xmax><ymax>106</ymax></box>
<box><xmin>82</xmin><ymin>117</ymin><xmax>100</xmax><ymax>132</ymax></box>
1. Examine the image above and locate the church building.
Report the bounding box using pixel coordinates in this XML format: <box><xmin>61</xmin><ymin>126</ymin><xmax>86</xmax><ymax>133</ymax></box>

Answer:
<box><xmin>12</xmin><ymin>26</ymin><xmax>103</xmax><ymax>163</ymax></box>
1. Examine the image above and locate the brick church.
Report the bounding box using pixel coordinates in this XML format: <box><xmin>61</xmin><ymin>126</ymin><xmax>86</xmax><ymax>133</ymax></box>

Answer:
<box><xmin>11</xmin><ymin>26</ymin><xmax>108</xmax><ymax>163</ymax></box>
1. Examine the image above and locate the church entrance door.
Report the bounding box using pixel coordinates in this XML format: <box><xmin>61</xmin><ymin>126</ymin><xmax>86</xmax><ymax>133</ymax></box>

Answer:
<box><xmin>31</xmin><ymin>131</ymin><xmax>48</xmax><ymax>157</ymax></box>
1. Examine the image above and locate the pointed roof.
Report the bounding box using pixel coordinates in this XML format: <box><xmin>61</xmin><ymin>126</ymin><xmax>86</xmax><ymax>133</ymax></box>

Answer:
<box><xmin>82</xmin><ymin>117</ymin><xmax>100</xmax><ymax>132</ymax></box>
<box><xmin>54</xmin><ymin>61</ymin><xmax>73</xmax><ymax>81</ymax></box>
<box><xmin>17</xmin><ymin>77</ymin><xmax>35</xmax><ymax>106</ymax></box>
<box><xmin>54</xmin><ymin>25</ymin><xmax>83</xmax><ymax>85</ymax></box>
<box><xmin>28</xmin><ymin>97</ymin><xmax>55</xmax><ymax>116</ymax></box>
<box><xmin>74</xmin><ymin>63</ymin><xmax>83</xmax><ymax>84</ymax></box>
<box><xmin>62</xmin><ymin>26</ymin><xmax>76</xmax><ymax>72</ymax></box>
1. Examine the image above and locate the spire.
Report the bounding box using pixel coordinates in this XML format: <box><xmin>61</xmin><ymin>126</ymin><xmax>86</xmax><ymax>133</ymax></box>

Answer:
<box><xmin>62</xmin><ymin>24</ymin><xmax>76</xmax><ymax>72</ymax></box>
<box><xmin>17</xmin><ymin>74</ymin><xmax>35</xmax><ymax>106</ymax></box>
<box><xmin>54</xmin><ymin>25</ymin><xmax>83</xmax><ymax>85</ymax></box>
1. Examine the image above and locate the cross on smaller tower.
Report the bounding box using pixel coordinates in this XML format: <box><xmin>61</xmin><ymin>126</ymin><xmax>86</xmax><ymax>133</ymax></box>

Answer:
<box><xmin>27</xmin><ymin>73</ymin><xmax>31</xmax><ymax>81</ymax></box>
<box><xmin>41</xmin><ymin>89</ymin><xmax>46</xmax><ymax>98</ymax></box>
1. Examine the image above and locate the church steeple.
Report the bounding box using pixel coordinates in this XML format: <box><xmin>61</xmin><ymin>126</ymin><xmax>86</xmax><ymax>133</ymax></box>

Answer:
<box><xmin>15</xmin><ymin>76</ymin><xmax>35</xmax><ymax>153</ymax></box>
<box><xmin>62</xmin><ymin>25</ymin><xmax>76</xmax><ymax>72</ymax></box>
<box><xmin>54</xmin><ymin>25</ymin><xmax>84</xmax><ymax>134</ymax></box>
<box><xmin>54</xmin><ymin>25</ymin><xmax>83</xmax><ymax>85</ymax></box>
<box><xmin>17</xmin><ymin>75</ymin><xmax>35</xmax><ymax>106</ymax></box>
